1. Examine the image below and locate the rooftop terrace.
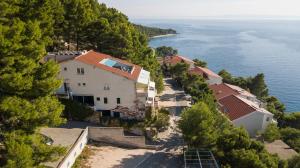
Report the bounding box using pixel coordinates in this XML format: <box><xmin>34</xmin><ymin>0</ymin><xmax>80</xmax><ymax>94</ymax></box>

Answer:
<box><xmin>100</xmin><ymin>58</ymin><xmax>134</xmax><ymax>74</ymax></box>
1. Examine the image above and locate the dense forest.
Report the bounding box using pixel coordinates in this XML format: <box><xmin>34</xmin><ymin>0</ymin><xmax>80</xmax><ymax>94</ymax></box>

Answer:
<box><xmin>0</xmin><ymin>0</ymin><xmax>164</xmax><ymax>167</ymax></box>
<box><xmin>134</xmin><ymin>24</ymin><xmax>177</xmax><ymax>38</ymax></box>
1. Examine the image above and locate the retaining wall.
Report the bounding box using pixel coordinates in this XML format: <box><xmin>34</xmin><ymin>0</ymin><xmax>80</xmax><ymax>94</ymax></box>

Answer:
<box><xmin>58</xmin><ymin>128</ymin><xmax>88</xmax><ymax>168</ymax></box>
<box><xmin>88</xmin><ymin>127</ymin><xmax>147</xmax><ymax>148</ymax></box>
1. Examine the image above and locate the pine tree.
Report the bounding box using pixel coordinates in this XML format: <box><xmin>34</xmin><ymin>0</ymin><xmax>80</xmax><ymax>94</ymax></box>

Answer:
<box><xmin>249</xmin><ymin>73</ymin><xmax>269</xmax><ymax>99</ymax></box>
<box><xmin>0</xmin><ymin>1</ymin><xmax>65</xmax><ymax>166</ymax></box>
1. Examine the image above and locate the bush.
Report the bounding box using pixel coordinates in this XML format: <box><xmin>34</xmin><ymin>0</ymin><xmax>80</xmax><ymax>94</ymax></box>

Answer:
<box><xmin>282</xmin><ymin>112</ymin><xmax>300</xmax><ymax>129</ymax></box>
<box><xmin>152</xmin><ymin>112</ymin><xmax>170</xmax><ymax>131</ymax></box>
<box><xmin>158</xmin><ymin>108</ymin><xmax>169</xmax><ymax>115</ymax></box>
<box><xmin>60</xmin><ymin>98</ymin><xmax>94</xmax><ymax>121</ymax></box>
<box><xmin>280</xmin><ymin>127</ymin><xmax>300</xmax><ymax>152</ymax></box>
<box><xmin>288</xmin><ymin>155</ymin><xmax>300</xmax><ymax>168</ymax></box>
<box><xmin>262</xmin><ymin>123</ymin><xmax>281</xmax><ymax>142</ymax></box>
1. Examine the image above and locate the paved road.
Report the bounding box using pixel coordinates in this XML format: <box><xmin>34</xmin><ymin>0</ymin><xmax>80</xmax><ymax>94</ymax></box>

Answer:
<box><xmin>158</xmin><ymin>78</ymin><xmax>190</xmax><ymax>117</ymax></box>
<box><xmin>136</xmin><ymin>78</ymin><xmax>185</xmax><ymax>168</ymax></box>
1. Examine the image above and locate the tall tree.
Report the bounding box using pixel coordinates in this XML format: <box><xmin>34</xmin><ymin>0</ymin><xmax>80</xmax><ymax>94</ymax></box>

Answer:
<box><xmin>0</xmin><ymin>1</ymin><xmax>65</xmax><ymax>166</ymax></box>
<box><xmin>179</xmin><ymin>102</ymin><xmax>218</xmax><ymax>148</ymax></box>
<box><xmin>156</xmin><ymin>46</ymin><xmax>178</xmax><ymax>57</ymax></box>
<box><xmin>62</xmin><ymin>0</ymin><xmax>94</xmax><ymax>50</ymax></box>
<box><xmin>249</xmin><ymin>73</ymin><xmax>269</xmax><ymax>99</ymax></box>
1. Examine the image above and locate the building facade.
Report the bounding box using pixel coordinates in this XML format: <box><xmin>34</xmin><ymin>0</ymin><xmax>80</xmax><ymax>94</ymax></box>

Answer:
<box><xmin>47</xmin><ymin>50</ymin><xmax>156</xmax><ymax>119</ymax></box>
<box><xmin>209</xmin><ymin>83</ymin><xmax>275</xmax><ymax>137</ymax></box>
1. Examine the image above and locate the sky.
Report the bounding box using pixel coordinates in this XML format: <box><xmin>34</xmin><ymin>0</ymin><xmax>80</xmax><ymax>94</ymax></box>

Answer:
<box><xmin>99</xmin><ymin>0</ymin><xmax>300</xmax><ymax>19</ymax></box>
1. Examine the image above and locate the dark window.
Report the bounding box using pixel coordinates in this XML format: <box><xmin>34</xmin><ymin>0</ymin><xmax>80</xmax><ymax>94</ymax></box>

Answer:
<box><xmin>104</xmin><ymin>97</ymin><xmax>108</xmax><ymax>104</ymax></box>
<box><xmin>77</xmin><ymin>68</ymin><xmax>84</xmax><ymax>75</ymax></box>
<box><xmin>73</xmin><ymin>96</ymin><xmax>94</xmax><ymax>106</ymax></box>
<box><xmin>64</xmin><ymin>67</ymin><xmax>67</xmax><ymax>71</ymax></box>
<box><xmin>104</xmin><ymin>84</ymin><xmax>110</xmax><ymax>90</ymax></box>
<box><xmin>96</xmin><ymin>97</ymin><xmax>100</xmax><ymax>101</ymax></box>
<box><xmin>78</xmin><ymin>83</ymin><xmax>81</xmax><ymax>86</ymax></box>
<box><xmin>117</xmin><ymin>98</ymin><xmax>121</xmax><ymax>104</ymax></box>
<box><xmin>113</xmin><ymin>112</ymin><xmax>120</xmax><ymax>118</ymax></box>
<box><xmin>101</xmin><ymin>110</ymin><xmax>111</xmax><ymax>117</ymax></box>
<box><xmin>64</xmin><ymin>83</ymin><xmax>69</xmax><ymax>92</ymax></box>
<box><xmin>83</xmin><ymin>83</ymin><xmax>86</xmax><ymax>86</ymax></box>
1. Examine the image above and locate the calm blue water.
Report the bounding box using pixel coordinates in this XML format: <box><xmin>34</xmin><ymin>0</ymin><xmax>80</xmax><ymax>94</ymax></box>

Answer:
<box><xmin>135</xmin><ymin>19</ymin><xmax>300</xmax><ymax>112</ymax></box>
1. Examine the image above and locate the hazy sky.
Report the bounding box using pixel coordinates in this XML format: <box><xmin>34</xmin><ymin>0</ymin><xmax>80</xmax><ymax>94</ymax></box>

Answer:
<box><xmin>99</xmin><ymin>0</ymin><xmax>300</xmax><ymax>19</ymax></box>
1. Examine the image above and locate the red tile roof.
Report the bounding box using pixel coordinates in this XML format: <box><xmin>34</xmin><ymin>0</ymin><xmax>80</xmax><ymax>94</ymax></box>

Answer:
<box><xmin>189</xmin><ymin>66</ymin><xmax>221</xmax><ymax>79</ymax></box>
<box><xmin>75</xmin><ymin>51</ymin><xmax>142</xmax><ymax>81</ymax></box>
<box><xmin>164</xmin><ymin>55</ymin><xmax>194</xmax><ymax>66</ymax></box>
<box><xmin>209</xmin><ymin>83</ymin><xmax>239</xmax><ymax>100</ymax></box>
<box><xmin>219</xmin><ymin>95</ymin><xmax>256</xmax><ymax>121</ymax></box>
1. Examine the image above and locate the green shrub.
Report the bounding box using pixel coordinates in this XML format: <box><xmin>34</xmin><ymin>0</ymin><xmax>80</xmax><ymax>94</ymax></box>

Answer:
<box><xmin>158</xmin><ymin>108</ymin><xmax>170</xmax><ymax>115</ymax></box>
<box><xmin>153</xmin><ymin>113</ymin><xmax>170</xmax><ymax>131</ymax></box>
<box><xmin>262</xmin><ymin>123</ymin><xmax>281</xmax><ymax>142</ymax></box>
<box><xmin>288</xmin><ymin>155</ymin><xmax>300</xmax><ymax>168</ymax></box>
<box><xmin>280</xmin><ymin>127</ymin><xmax>300</xmax><ymax>152</ymax></box>
<box><xmin>59</xmin><ymin>98</ymin><xmax>94</xmax><ymax>121</ymax></box>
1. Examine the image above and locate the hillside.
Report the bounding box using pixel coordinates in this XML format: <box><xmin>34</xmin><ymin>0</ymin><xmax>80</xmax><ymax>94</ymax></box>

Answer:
<box><xmin>133</xmin><ymin>24</ymin><xmax>177</xmax><ymax>38</ymax></box>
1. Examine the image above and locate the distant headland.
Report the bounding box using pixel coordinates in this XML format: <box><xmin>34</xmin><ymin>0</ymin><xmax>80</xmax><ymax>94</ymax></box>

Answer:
<box><xmin>133</xmin><ymin>24</ymin><xmax>177</xmax><ymax>38</ymax></box>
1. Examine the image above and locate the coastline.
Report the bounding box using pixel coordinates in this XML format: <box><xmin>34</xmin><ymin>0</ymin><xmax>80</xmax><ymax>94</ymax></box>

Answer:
<box><xmin>150</xmin><ymin>33</ymin><xmax>177</xmax><ymax>39</ymax></box>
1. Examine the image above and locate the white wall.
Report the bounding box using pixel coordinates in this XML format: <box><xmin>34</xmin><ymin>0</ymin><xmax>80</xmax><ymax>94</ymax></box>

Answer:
<box><xmin>59</xmin><ymin>60</ymin><xmax>140</xmax><ymax>112</ymax></box>
<box><xmin>58</xmin><ymin>128</ymin><xmax>88</xmax><ymax>168</ymax></box>
<box><xmin>233</xmin><ymin>111</ymin><xmax>273</xmax><ymax>137</ymax></box>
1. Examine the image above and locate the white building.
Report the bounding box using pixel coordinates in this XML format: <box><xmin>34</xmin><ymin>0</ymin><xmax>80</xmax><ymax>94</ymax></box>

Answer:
<box><xmin>46</xmin><ymin>50</ymin><xmax>156</xmax><ymax>119</ymax></box>
<box><xmin>209</xmin><ymin>83</ymin><xmax>275</xmax><ymax>137</ymax></box>
<box><xmin>219</xmin><ymin>95</ymin><xmax>274</xmax><ymax>137</ymax></box>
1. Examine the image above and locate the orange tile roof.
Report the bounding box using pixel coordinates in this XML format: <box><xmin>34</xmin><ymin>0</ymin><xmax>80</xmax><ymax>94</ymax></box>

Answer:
<box><xmin>219</xmin><ymin>95</ymin><xmax>256</xmax><ymax>121</ymax></box>
<box><xmin>164</xmin><ymin>55</ymin><xmax>194</xmax><ymax>66</ymax></box>
<box><xmin>209</xmin><ymin>83</ymin><xmax>239</xmax><ymax>100</ymax></box>
<box><xmin>75</xmin><ymin>51</ymin><xmax>142</xmax><ymax>81</ymax></box>
<box><xmin>189</xmin><ymin>66</ymin><xmax>221</xmax><ymax>79</ymax></box>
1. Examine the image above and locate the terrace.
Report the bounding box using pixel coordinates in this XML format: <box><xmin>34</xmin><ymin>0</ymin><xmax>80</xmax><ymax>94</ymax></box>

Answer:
<box><xmin>100</xmin><ymin>58</ymin><xmax>134</xmax><ymax>74</ymax></box>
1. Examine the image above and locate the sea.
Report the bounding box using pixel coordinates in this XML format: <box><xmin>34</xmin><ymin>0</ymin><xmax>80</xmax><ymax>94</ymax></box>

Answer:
<box><xmin>134</xmin><ymin>19</ymin><xmax>300</xmax><ymax>112</ymax></box>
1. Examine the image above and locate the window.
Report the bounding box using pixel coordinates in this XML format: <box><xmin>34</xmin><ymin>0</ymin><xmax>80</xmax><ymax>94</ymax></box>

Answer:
<box><xmin>96</xmin><ymin>97</ymin><xmax>100</xmax><ymax>101</ymax></box>
<box><xmin>74</xmin><ymin>152</ymin><xmax>77</xmax><ymax>157</ymax></box>
<box><xmin>104</xmin><ymin>84</ymin><xmax>110</xmax><ymax>90</ymax></box>
<box><xmin>104</xmin><ymin>97</ymin><xmax>108</xmax><ymax>104</ymax></box>
<box><xmin>78</xmin><ymin>83</ymin><xmax>81</xmax><ymax>86</ymax></box>
<box><xmin>64</xmin><ymin>67</ymin><xmax>67</xmax><ymax>71</ymax></box>
<box><xmin>117</xmin><ymin>98</ymin><xmax>121</xmax><ymax>104</ymax></box>
<box><xmin>77</xmin><ymin>68</ymin><xmax>84</xmax><ymax>75</ymax></box>
<box><xmin>83</xmin><ymin>83</ymin><xmax>86</xmax><ymax>86</ymax></box>
<box><xmin>266</xmin><ymin>117</ymin><xmax>270</xmax><ymax>122</ymax></box>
